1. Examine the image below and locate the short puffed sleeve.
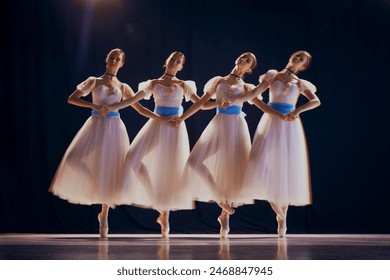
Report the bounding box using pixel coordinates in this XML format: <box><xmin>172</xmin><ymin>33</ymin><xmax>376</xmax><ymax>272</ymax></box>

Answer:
<box><xmin>182</xmin><ymin>80</ymin><xmax>197</xmax><ymax>102</ymax></box>
<box><xmin>138</xmin><ymin>79</ymin><xmax>155</xmax><ymax>100</ymax></box>
<box><xmin>203</xmin><ymin>76</ymin><xmax>222</xmax><ymax>99</ymax></box>
<box><xmin>121</xmin><ymin>83</ymin><xmax>135</xmax><ymax>99</ymax></box>
<box><xmin>259</xmin><ymin>70</ymin><xmax>278</xmax><ymax>84</ymax></box>
<box><xmin>76</xmin><ymin>76</ymin><xmax>96</xmax><ymax>96</ymax></box>
<box><xmin>298</xmin><ymin>79</ymin><xmax>317</xmax><ymax>94</ymax></box>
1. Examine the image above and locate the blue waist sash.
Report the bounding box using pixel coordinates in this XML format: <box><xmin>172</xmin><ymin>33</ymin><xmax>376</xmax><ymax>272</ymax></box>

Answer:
<box><xmin>154</xmin><ymin>106</ymin><xmax>183</xmax><ymax>116</ymax></box>
<box><xmin>216</xmin><ymin>105</ymin><xmax>242</xmax><ymax>115</ymax></box>
<box><xmin>91</xmin><ymin>110</ymin><xmax>120</xmax><ymax>118</ymax></box>
<box><xmin>268</xmin><ymin>102</ymin><xmax>294</xmax><ymax>115</ymax></box>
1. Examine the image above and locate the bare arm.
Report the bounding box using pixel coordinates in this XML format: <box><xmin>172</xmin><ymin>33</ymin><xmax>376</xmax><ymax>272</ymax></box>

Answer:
<box><xmin>68</xmin><ymin>88</ymin><xmax>107</xmax><ymax>116</ymax></box>
<box><xmin>231</xmin><ymin>81</ymin><xmax>270</xmax><ymax>104</ymax></box>
<box><xmin>179</xmin><ymin>92</ymin><xmax>213</xmax><ymax>122</ymax></box>
<box><xmin>131</xmin><ymin>103</ymin><xmax>164</xmax><ymax>121</ymax></box>
<box><xmin>295</xmin><ymin>90</ymin><xmax>321</xmax><ymax>114</ymax></box>
<box><xmin>203</xmin><ymin>100</ymin><xmax>218</xmax><ymax>109</ymax></box>
<box><xmin>251</xmin><ymin>97</ymin><xmax>288</xmax><ymax>120</ymax></box>
<box><xmin>219</xmin><ymin>81</ymin><xmax>269</xmax><ymax>109</ymax></box>
<box><xmin>108</xmin><ymin>90</ymin><xmax>148</xmax><ymax>111</ymax></box>
<box><xmin>68</xmin><ymin>89</ymin><xmax>95</xmax><ymax>109</ymax></box>
<box><xmin>189</xmin><ymin>93</ymin><xmax>217</xmax><ymax>110</ymax></box>
<box><xmin>120</xmin><ymin>85</ymin><xmax>163</xmax><ymax>121</ymax></box>
<box><xmin>287</xmin><ymin>90</ymin><xmax>321</xmax><ymax>120</ymax></box>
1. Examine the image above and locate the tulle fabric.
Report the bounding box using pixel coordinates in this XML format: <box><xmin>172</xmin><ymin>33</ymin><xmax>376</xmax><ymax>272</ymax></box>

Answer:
<box><xmin>241</xmin><ymin>70</ymin><xmax>316</xmax><ymax>206</ymax></box>
<box><xmin>50</xmin><ymin>77</ymin><xmax>135</xmax><ymax>207</ymax></box>
<box><xmin>49</xmin><ymin>115</ymin><xmax>131</xmax><ymax>206</ymax></box>
<box><xmin>242</xmin><ymin>114</ymin><xmax>312</xmax><ymax>205</ymax></box>
<box><xmin>121</xmin><ymin>118</ymin><xmax>193</xmax><ymax>210</ymax></box>
<box><xmin>181</xmin><ymin>76</ymin><xmax>254</xmax><ymax>205</ymax></box>
<box><xmin>119</xmin><ymin>79</ymin><xmax>197</xmax><ymax>211</ymax></box>
<box><xmin>181</xmin><ymin>113</ymin><xmax>252</xmax><ymax>206</ymax></box>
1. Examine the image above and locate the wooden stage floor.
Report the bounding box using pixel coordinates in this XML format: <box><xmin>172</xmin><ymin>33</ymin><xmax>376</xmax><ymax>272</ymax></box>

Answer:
<box><xmin>0</xmin><ymin>233</ymin><xmax>389</xmax><ymax>260</ymax></box>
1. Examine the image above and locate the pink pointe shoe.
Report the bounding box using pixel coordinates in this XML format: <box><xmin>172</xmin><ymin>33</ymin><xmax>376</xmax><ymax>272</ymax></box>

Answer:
<box><xmin>98</xmin><ymin>213</ymin><xmax>108</xmax><ymax>238</ymax></box>
<box><xmin>156</xmin><ymin>215</ymin><xmax>170</xmax><ymax>238</ymax></box>
<box><xmin>276</xmin><ymin>216</ymin><xmax>287</xmax><ymax>238</ymax></box>
<box><xmin>218</xmin><ymin>214</ymin><xmax>230</xmax><ymax>238</ymax></box>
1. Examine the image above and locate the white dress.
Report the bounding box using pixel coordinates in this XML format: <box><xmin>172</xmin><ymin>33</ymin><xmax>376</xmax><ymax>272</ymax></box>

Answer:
<box><xmin>243</xmin><ymin>70</ymin><xmax>317</xmax><ymax>206</ymax></box>
<box><xmin>121</xmin><ymin>79</ymin><xmax>196</xmax><ymax>211</ymax></box>
<box><xmin>49</xmin><ymin>77</ymin><xmax>132</xmax><ymax>207</ymax></box>
<box><xmin>181</xmin><ymin>76</ymin><xmax>254</xmax><ymax>206</ymax></box>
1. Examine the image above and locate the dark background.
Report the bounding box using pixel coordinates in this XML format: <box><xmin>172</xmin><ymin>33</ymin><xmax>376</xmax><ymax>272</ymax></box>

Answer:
<box><xmin>1</xmin><ymin>0</ymin><xmax>389</xmax><ymax>235</ymax></box>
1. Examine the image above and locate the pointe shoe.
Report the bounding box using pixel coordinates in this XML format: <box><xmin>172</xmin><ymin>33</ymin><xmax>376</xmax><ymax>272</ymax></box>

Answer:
<box><xmin>218</xmin><ymin>214</ymin><xmax>230</xmax><ymax>238</ymax></box>
<box><xmin>156</xmin><ymin>216</ymin><xmax>170</xmax><ymax>238</ymax></box>
<box><xmin>98</xmin><ymin>213</ymin><xmax>109</xmax><ymax>238</ymax></box>
<box><xmin>218</xmin><ymin>202</ymin><xmax>235</xmax><ymax>215</ymax></box>
<box><xmin>276</xmin><ymin>216</ymin><xmax>287</xmax><ymax>238</ymax></box>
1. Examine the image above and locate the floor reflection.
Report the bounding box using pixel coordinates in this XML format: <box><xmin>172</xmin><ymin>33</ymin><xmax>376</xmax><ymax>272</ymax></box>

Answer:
<box><xmin>0</xmin><ymin>234</ymin><xmax>389</xmax><ymax>260</ymax></box>
<box><xmin>218</xmin><ymin>239</ymin><xmax>230</xmax><ymax>260</ymax></box>
<box><xmin>157</xmin><ymin>239</ymin><xmax>170</xmax><ymax>260</ymax></box>
<box><xmin>276</xmin><ymin>238</ymin><xmax>288</xmax><ymax>260</ymax></box>
<box><xmin>97</xmin><ymin>239</ymin><xmax>109</xmax><ymax>260</ymax></box>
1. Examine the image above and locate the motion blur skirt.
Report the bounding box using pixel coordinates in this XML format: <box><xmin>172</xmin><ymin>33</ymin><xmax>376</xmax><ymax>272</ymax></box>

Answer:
<box><xmin>242</xmin><ymin>102</ymin><xmax>312</xmax><ymax>206</ymax></box>
<box><xmin>50</xmin><ymin>113</ymin><xmax>131</xmax><ymax>207</ymax></box>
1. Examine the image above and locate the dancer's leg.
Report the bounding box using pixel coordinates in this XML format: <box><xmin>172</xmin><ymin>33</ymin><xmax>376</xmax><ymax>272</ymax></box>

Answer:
<box><xmin>98</xmin><ymin>204</ymin><xmax>109</xmax><ymax>238</ymax></box>
<box><xmin>217</xmin><ymin>201</ymin><xmax>235</xmax><ymax>215</ymax></box>
<box><xmin>124</xmin><ymin>137</ymin><xmax>158</xmax><ymax>198</ymax></box>
<box><xmin>156</xmin><ymin>210</ymin><xmax>170</xmax><ymax>238</ymax></box>
<box><xmin>188</xmin><ymin>155</ymin><xmax>217</xmax><ymax>190</ymax></box>
<box><xmin>270</xmin><ymin>202</ymin><xmax>288</xmax><ymax>237</ymax></box>
<box><xmin>217</xmin><ymin>209</ymin><xmax>230</xmax><ymax>238</ymax></box>
<box><xmin>188</xmin><ymin>148</ymin><xmax>234</xmax><ymax>214</ymax></box>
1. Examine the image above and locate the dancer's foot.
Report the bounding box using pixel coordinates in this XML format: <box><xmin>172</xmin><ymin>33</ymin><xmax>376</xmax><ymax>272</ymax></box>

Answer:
<box><xmin>218</xmin><ymin>202</ymin><xmax>235</xmax><ymax>215</ymax></box>
<box><xmin>276</xmin><ymin>216</ymin><xmax>287</xmax><ymax>238</ymax></box>
<box><xmin>218</xmin><ymin>213</ymin><xmax>230</xmax><ymax>238</ymax></box>
<box><xmin>156</xmin><ymin>213</ymin><xmax>170</xmax><ymax>238</ymax></box>
<box><xmin>98</xmin><ymin>213</ymin><xmax>108</xmax><ymax>238</ymax></box>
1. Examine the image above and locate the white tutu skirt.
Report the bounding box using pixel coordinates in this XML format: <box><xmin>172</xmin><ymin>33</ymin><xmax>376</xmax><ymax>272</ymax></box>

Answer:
<box><xmin>50</xmin><ymin>115</ymin><xmax>131</xmax><ymax>207</ymax></box>
<box><xmin>243</xmin><ymin>114</ymin><xmax>312</xmax><ymax>206</ymax></box>
<box><xmin>121</xmin><ymin>119</ymin><xmax>193</xmax><ymax>210</ymax></box>
<box><xmin>181</xmin><ymin>114</ymin><xmax>252</xmax><ymax>205</ymax></box>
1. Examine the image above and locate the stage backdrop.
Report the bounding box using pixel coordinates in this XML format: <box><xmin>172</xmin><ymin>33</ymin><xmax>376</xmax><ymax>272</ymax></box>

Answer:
<box><xmin>1</xmin><ymin>0</ymin><xmax>389</xmax><ymax>234</ymax></box>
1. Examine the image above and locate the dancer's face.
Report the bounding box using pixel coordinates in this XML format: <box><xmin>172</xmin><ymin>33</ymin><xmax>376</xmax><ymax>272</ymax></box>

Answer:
<box><xmin>165</xmin><ymin>53</ymin><xmax>184</xmax><ymax>72</ymax></box>
<box><xmin>235</xmin><ymin>53</ymin><xmax>256</xmax><ymax>72</ymax></box>
<box><xmin>106</xmin><ymin>50</ymin><xmax>124</xmax><ymax>70</ymax></box>
<box><xmin>288</xmin><ymin>52</ymin><xmax>309</xmax><ymax>71</ymax></box>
